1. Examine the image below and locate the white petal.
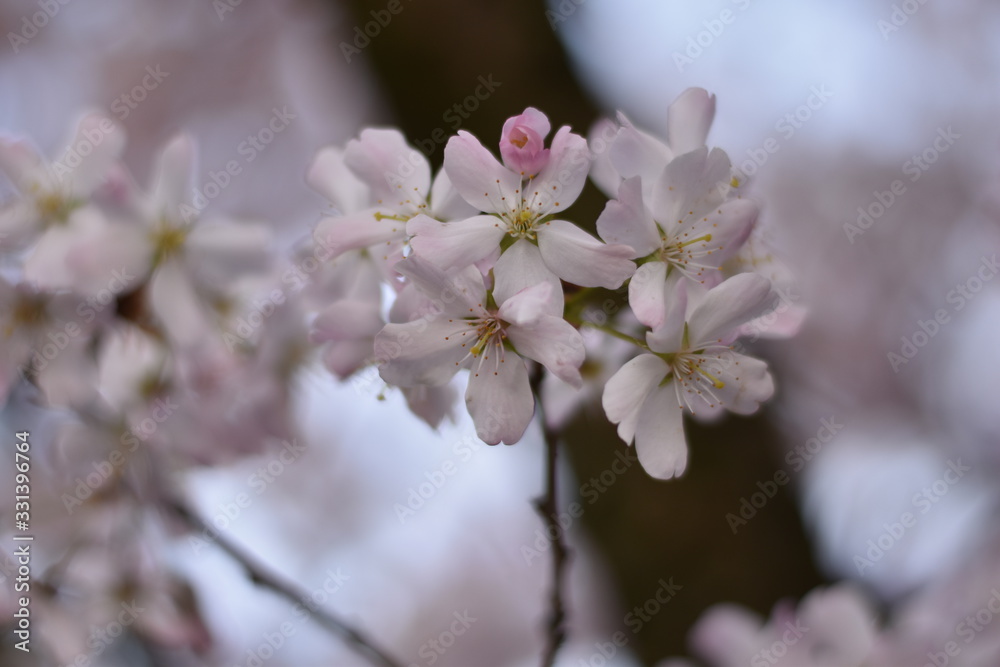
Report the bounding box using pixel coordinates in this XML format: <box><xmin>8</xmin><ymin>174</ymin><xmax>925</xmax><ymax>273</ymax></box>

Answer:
<box><xmin>0</xmin><ymin>139</ymin><xmax>48</xmax><ymax>193</ymax></box>
<box><xmin>497</xmin><ymin>282</ymin><xmax>555</xmax><ymax>327</ymax></box>
<box><xmin>0</xmin><ymin>201</ymin><xmax>41</xmax><ymax>251</ymax></box>
<box><xmin>646</xmin><ymin>273</ymin><xmax>688</xmax><ymax>353</ymax></box>
<box><xmin>344</xmin><ymin>128</ymin><xmax>431</xmax><ymax>204</ymax></box>
<box><xmin>149</xmin><ymin>133</ymin><xmax>196</xmax><ymax>220</ymax></box>
<box><xmin>56</xmin><ymin>114</ymin><xmax>126</xmax><ymax>197</ymax></box>
<box><xmin>185</xmin><ymin>220</ymin><xmax>272</xmax><ymax>283</ymax></box>
<box><xmin>507</xmin><ymin>315</ymin><xmax>585</xmax><ymax>388</ymax></box>
<box><xmin>407</xmin><ymin>214</ymin><xmax>505</xmax><ymax>270</ymax></box>
<box><xmin>443</xmin><ymin>131</ymin><xmax>521</xmax><ymax>214</ymax></box>
<box><xmin>588</xmin><ymin>118</ymin><xmax>623</xmax><ymax>198</ymax></box>
<box><xmin>24</xmin><ymin>206</ymin><xmax>109</xmax><ymax>290</ymax></box>
<box><xmin>392</xmin><ymin>254</ymin><xmax>487</xmax><ymax>317</ymax></box>
<box><xmin>402</xmin><ymin>384</ymin><xmax>457</xmax><ymax>429</ymax></box>
<box><xmin>668</xmin><ymin>88</ymin><xmax>716</xmax><ymax>155</ymax></box>
<box><xmin>429</xmin><ymin>169</ymin><xmax>478</xmax><ymax>221</ymax></box>
<box><xmin>528</xmin><ymin>126</ymin><xmax>590</xmax><ymax>215</ymax></box>
<box><xmin>311</xmin><ymin>301</ymin><xmax>384</xmax><ymax>342</ymax></box>
<box><xmin>314</xmin><ymin>209</ymin><xmax>407</xmax><ymax>259</ymax></box>
<box><xmin>688</xmin><ymin>273</ymin><xmax>773</xmax><ymax>344</ymax></box>
<box><xmin>537</xmin><ymin>219</ymin><xmax>635</xmax><ymax>289</ymax></box>
<box><xmin>634</xmin><ymin>382</ymin><xmax>688</xmax><ymax>480</ymax></box>
<box><xmin>149</xmin><ymin>260</ymin><xmax>209</xmax><ymax>346</ymax></box>
<box><xmin>465</xmin><ymin>351</ymin><xmax>533</xmax><ymax>445</ymax></box>
<box><xmin>323</xmin><ymin>339</ymin><xmax>376</xmax><ymax>379</ymax></box>
<box><xmin>713</xmin><ymin>353</ymin><xmax>774</xmax><ymax>415</ymax></box>
<box><xmin>609</xmin><ymin>112</ymin><xmax>673</xmax><ymax>196</ymax></box>
<box><xmin>651</xmin><ymin>147</ymin><xmax>731</xmax><ymax>227</ymax></box>
<box><xmin>628</xmin><ymin>261</ymin><xmax>668</xmax><ymax>329</ymax></box>
<box><xmin>595</xmin><ymin>176</ymin><xmax>660</xmax><ymax>257</ymax></box>
<box><xmin>492</xmin><ymin>240</ymin><xmax>562</xmax><ymax>317</ymax></box>
<box><xmin>375</xmin><ymin>320</ymin><xmax>467</xmax><ymax>387</ymax></box>
<box><xmin>602</xmin><ymin>353</ymin><xmax>669</xmax><ymax>445</ymax></box>
<box><xmin>307</xmin><ymin>146</ymin><xmax>369</xmax><ymax>214</ymax></box>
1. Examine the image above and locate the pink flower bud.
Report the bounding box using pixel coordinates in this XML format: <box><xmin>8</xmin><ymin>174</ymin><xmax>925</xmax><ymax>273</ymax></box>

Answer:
<box><xmin>499</xmin><ymin>107</ymin><xmax>552</xmax><ymax>175</ymax></box>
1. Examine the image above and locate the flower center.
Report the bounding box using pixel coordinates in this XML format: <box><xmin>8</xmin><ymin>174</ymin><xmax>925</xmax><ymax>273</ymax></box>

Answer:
<box><xmin>656</xmin><ymin>232</ymin><xmax>713</xmax><ymax>280</ymax></box>
<box><xmin>150</xmin><ymin>220</ymin><xmax>188</xmax><ymax>266</ymax></box>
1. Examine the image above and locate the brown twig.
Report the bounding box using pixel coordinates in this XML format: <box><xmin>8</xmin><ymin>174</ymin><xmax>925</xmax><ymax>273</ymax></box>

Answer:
<box><xmin>161</xmin><ymin>498</ymin><xmax>404</xmax><ymax>667</ymax></box>
<box><xmin>529</xmin><ymin>364</ymin><xmax>572</xmax><ymax>667</ymax></box>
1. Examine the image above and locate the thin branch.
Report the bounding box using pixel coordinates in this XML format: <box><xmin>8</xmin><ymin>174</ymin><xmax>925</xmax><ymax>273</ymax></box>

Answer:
<box><xmin>161</xmin><ymin>498</ymin><xmax>404</xmax><ymax>667</ymax></box>
<box><xmin>529</xmin><ymin>365</ymin><xmax>572</xmax><ymax>667</ymax></box>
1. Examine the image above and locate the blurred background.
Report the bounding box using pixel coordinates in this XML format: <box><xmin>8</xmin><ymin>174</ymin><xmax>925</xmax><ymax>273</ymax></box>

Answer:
<box><xmin>2</xmin><ymin>0</ymin><xmax>1000</xmax><ymax>665</ymax></box>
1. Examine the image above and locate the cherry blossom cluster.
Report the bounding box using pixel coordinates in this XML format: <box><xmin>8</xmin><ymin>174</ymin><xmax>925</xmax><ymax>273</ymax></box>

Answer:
<box><xmin>306</xmin><ymin>88</ymin><xmax>802</xmax><ymax>479</ymax></box>
<box><xmin>0</xmin><ymin>116</ymin><xmax>302</xmax><ymax>656</ymax></box>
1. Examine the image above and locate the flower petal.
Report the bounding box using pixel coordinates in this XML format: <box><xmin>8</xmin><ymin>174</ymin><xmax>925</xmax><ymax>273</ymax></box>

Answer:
<box><xmin>588</xmin><ymin>118</ymin><xmax>623</xmax><ymax>198</ymax></box>
<box><xmin>602</xmin><ymin>353</ymin><xmax>669</xmax><ymax>445</ymax></box>
<box><xmin>185</xmin><ymin>220</ymin><xmax>272</xmax><ymax>283</ymax></box>
<box><xmin>537</xmin><ymin>219</ymin><xmax>635</xmax><ymax>289</ymax></box>
<box><xmin>311</xmin><ymin>301</ymin><xmax>384</xmax><ymax>342</ymax></box>
<box><xmin>634</xmin><ymin>382</ymin><xmax>688</xmax><ymax>480</ymax></box>
<box><xmin>429</xmin><ymin>169</ymin><xmax>478</xmax><ymax>221</ymax></box>
<box><xmin>609</xmin><ymin>112</ymin><xmax>672</xmax><ymax>197</ymax></box>
<box><xmin>314</xmin><ymin>209</ymin><xmax>407</xmax><ymax>259</ymax></box>
<box><xmin>465</xmin><ymin>351</ymin><xmax>533</xmax><ymax>445</ymax></box>
<box><xmin>500</xmin><ymin>107</ymin><xmax>552</xmax><ymax>175</ymax></box>
<box><xmin>307</xmin><ymin>146</ymin><xmax>370</xmax><ymax>214</ymax></box>
<box><xmin>375</xmin><ymin>319</ymin><xmax>467</xmax><ymax>387</ymax></box>
<box><xmin>149</xmin><ymin>259</ymin><xmax>209</xmax><ymax>346</ymax></box>
<box><xmin>492</xmin><ymin>240</ymin><xmax>563</xmax><ymax>318</ymax></box>
<box><xmin>149</xmin><ymin>133</ymin><xmax>196</xmax><ymax>222</ymax></box>
<box><xmin>668</xmin><ymin>88</ymin><xmax>717</xmax><ymax>155</ymax></box>
<box><xmin>344</xmin><ymin>128</ymin><xmax>431</xmax><ymax>205</ymax></box>
<box><xmin>507</xmin><ymin>315</ymin><xmax>585</xmax><ymax>388</ymax></box>
<box><xmin>56</xmin><ymin>114</ymin><xmax>126</xmax><ymax>197</ymax></box>
<box><xmin>497</xmin><ymin>282</ymin><xmax>555</xmax><ymax>327</ymax></box>
<box><xmin>392</xmin><ymin>253</ymin><xmax>487</xmax><ymax>316</ymax></box>
<box><xmin>712</xmin><ymin>352</ymin><xmax>774</xmax><ymax>415</ymax></box>
<box><xmin>407</xmin><ymin>213</ymin><xmax>506</xmax><ymax>270</ymax></box>
<box><xmin>651</xmin><ymin>147</ymin><xmax>731</xmax><ymax>227</ymax></box>
<box><xmin>628</xmin><ymin>261</ymin><xmax>668</xmax><ymax>329</ymax></box>
<box><xmin>688</xmin><ymin>273</ymin><xmax>773</xmax><ymax>345</ymax></box>
<box><xmin>443</xmin><ymin>131</ymin><xmax>521</xmax><ymax>214</ymax></box>
<box><xmin>596</xmin><ymin>176</ymin><xmax>660</xmax><ymax>258</ymax></box>
<box><xmin>528</xmin><ymin>126</ymin><xmax>590</xmax><ymax>215</ymax></box>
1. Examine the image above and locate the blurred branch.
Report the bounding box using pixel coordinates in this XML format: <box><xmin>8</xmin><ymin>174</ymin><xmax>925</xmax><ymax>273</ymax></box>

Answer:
<box><xmin>529</xmin><ymin>365</ymin><xmax>572</xmax><ymax>667</ymax></box>
<box><xmin>161</xmin><ymin>498</ymin><xmax>404</xmax><ymax>667</ymax></box>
